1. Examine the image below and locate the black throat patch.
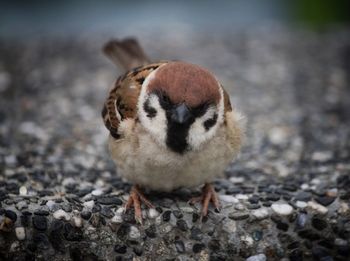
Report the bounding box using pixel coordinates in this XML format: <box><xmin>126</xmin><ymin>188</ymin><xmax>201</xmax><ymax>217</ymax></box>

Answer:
<box><xmin>166</xmin><ymin>121</ymin><xmax>192</xmax><ymax>154</ymax></box>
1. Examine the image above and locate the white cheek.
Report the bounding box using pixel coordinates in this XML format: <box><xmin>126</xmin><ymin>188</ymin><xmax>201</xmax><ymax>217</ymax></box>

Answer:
<box><xmin>188</xmin><ymin>86</ymin><xmax>225</xmax><ymax>150</ymax></box>
<box><xmin>188</xmin><ymin>114</ymin><xmax>219</xmax><ymax>150</ymax></box>
<box><xmin>138</xmin><ymin>95</ymin><xmax>167</xmax><ymax>147</ymax></box>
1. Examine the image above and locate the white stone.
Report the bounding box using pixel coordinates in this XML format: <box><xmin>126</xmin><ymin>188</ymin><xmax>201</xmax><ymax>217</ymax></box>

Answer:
<box><xmin>83</xmin><ymin>200</ymin><xmax>95</xmax><ymax>209</ymax></box>
<box><xmin>295</xmin><ymin>201</ymin><xmax>307</xmax><ymax>209</ymax></box>
<box><xmin>271</xmin><ymin>203</ymin><xmax>293</xmax><ymax>216</ymax></box>
<box><xmin>268</xmin><ymin>127</ymin><xmax>288</xmax><ymax>145</ymax></box>
<box><xmin>46</xmin><ymin>200</ymin><xmax>56</xmax><ymax>211</ymax></box>
<box><xmin>235</xmin><ymin>203</ymin><xmax>245</xmax><ymax>210</ymax></box>
<box><xmin>241</xmin><ymin>235</ymin><xmax>254</xmax><ymax>246</ymax></box>
<box><xmin>53</xmin><ymin>209</ymin><xmax>71</xmax><ymax>221</ymax></box>
<box><xmin>72</xmin><ymin>216</ymin><xmax>83</xmax><ymax>227</ymax></box>
<box><xmin>312</xmin><ymin>151</ymin><xmax>332</xmax><ymax>162</ymax></box>
<box><xmin>229</xmin><ymin>177</ymin><xmax>245</xmax><ymax>184</ymax></box>
<box><xmin>16</xmin><ymin>201</ymin><xmax>27</xmax><ymax>210</ymax></box>
<box><xmin>301</xmin><ymin>183</ymin><xmax>309</xmax><ymax>190</ymax></box>
<box><xmin>15</xmin><ymin>227</ymin><xmax>26</xmax><ymax>240</ymax></box>
<box><xmin>252</xmin><ymin>208</ymin><xmax>269</xmax><ymax>220</ymax></box>
<box><xmin>111</xmin><ymin>214</ymin><xmax>123</xmax><ymax>224</ymax></box>
<box><xmin>129</xmin><ymin>226</ymin><xmax>141</xmax><ymax>239</ymax></box>
<box><xmin>310</xmin><ymin>178</ymin><xmax>321</xmax><ymax>185</ymax></box>
<box><xmin>338</xmin><ymin>202</ymin><xmax>349</xmax><ymax>214</ymax></box>
<box><xmin>235</xmin><ymin>194</ymin><xmax>249</xmax><ymax>200</ymax></box>
<box><xmin>219</xmin><ymin>195</ymin><xmax>239</xmax><ymax>203</ymax></box>
<box><xmin>91</xmin><ymin>189</ymin><xmax>104</xmax><ymax>196</ymax></box>
<box><xmin>179</xmin><ymin>207</ymin><xmax>194</xmax><ymax>213</ymax></box>
<box><xmin>62</xmin><ymin>177</ymin><xmax>76</xmax><ymax>186</ymax></box>
<box><xmin>148</xmin><ymin>208</ymin><xmax>160</xmax><ymax>218</ymax></box>
<box><xmin>246</xmin><ymin>254</ymin><xmax>267</xmax><ymax>261</ymax></box>
<box><xmin>19</xmin><ymin>186</ymin><xmax>27</xmax><ymax>196</ymax></box>
<box><xmin>307</xmin><ymin>201</ymin><xmax>328</xmax><ymax>214</ymax></box>
<box><xmin>5</xmin><ymin>155</ymin><xmax>17</xmax><ymax>165</ymax></box>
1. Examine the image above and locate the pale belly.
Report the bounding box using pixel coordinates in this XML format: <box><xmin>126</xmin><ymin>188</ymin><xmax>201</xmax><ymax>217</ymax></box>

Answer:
<box><xmin>108</xmin><ymin>124</ymin><xmax>238</xmax><ymax>192</ymax></box>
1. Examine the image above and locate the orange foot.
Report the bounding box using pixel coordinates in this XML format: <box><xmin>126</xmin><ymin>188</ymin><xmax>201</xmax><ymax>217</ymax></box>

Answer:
<box><xmin>189</xmin><ymin>183</ymin><xmax>221</xmax><ymax>217</ymax></box>
<box><xmin>125</xmin><ymin>185</ymin><xmax>154</xmax><ymax>224</ymax></box>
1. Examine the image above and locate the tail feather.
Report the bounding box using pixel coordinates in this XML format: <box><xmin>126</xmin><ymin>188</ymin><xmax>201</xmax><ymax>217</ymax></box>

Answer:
<box><xmin>103</xmin><ymin>38</ymin><xmax>150</xmax><ymax>72</ymax></box>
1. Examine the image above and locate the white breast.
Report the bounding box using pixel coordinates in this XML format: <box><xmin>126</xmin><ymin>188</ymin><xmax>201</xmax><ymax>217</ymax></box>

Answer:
<box><xmin>108</xmin><ymin>111</ymin><xmax>242</xmax><ymax>192</ymax></box>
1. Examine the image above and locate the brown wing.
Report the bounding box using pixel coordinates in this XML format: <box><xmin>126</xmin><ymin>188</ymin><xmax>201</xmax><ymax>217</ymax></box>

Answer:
<box><xmin>102</xmin><ymin>62</ymin><xmax>168</xmax><ymax>139</ymax></box>
<box><xmin>221</xmin><ymin>85</ymin><xmax>233</xmax><ymax>113</ymax></box>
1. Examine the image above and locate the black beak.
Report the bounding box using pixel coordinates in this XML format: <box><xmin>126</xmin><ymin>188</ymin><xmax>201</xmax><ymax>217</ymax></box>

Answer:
<box><xmin>171</xmin><ymin>103</ymin><xmax>192</xmax><ymax>124</ymax></box>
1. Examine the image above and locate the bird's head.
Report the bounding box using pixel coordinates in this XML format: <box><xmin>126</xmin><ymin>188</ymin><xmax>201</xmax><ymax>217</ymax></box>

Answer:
<box><xmin>137</xmin><ymin>62</ymin><xmax>225</xmax><ymax>154</ymax></box>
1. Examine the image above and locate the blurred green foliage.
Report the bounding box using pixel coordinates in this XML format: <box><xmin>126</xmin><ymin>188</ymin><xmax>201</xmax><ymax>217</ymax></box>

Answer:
<box><xmin>291</xmin><ymin>0</ymin><xmax>349</xmax><ymax>28</ymax></box>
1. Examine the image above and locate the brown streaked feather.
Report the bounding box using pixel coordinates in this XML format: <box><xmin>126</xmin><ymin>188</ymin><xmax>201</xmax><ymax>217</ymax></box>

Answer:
<box><xmin>103</xmin><ymin>38</ymin><xmax>151</xmax><ymax>72</ymax></box>
<box><xmin>222</xmin><ymin>86</ymin><xmax>233</xmax><ymax>112</ymax></box>
<box><xmin>102</xmin><ymin>62</ymin><xmax>168</xmax><ymax>139</ymax></box>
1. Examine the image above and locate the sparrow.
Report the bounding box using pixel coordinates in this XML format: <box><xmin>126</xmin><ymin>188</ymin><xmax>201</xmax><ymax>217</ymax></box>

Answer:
<box><xmin>102</xmin><ymin>38</ymin><xmax>244</xmax><ymax>223</ymax></box>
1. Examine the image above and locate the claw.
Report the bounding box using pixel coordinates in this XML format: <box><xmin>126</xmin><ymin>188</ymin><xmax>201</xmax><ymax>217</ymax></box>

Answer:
<box><xmin>124</xmin><ymin>185</ymin><xmax>154</xmax><ymax>224</ymax></box>
<box><xmin>189</xmin><ymin>183</ymin><xmax>221</xmax><ymax>218</ymax></box>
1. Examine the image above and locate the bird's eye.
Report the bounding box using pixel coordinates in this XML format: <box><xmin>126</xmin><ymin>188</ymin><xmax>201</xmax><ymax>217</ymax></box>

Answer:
<box><xmin>143</xmin><ymin>100</ymin><xmax>157</xmax><ymax>118</ymax></box>
<box><xmin>157</xmin><ymin>91</ymin><xmax>172</xmax><ymax>109</ymax></box>
<box><xmin>191</xmin><ymin>102</ymin><xmax>210</xmax><ymax>117</ymax></box>
<box><xmin>203</xmin><ymin>113</ymin><xmax>218</xmax><ymax>131</ymax></box>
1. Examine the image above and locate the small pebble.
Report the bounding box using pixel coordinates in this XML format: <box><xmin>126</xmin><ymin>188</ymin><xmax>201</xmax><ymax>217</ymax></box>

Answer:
<box><xmin>236</xmin><ymin>194</ymin><xmax>249</xmax><ymax>200</ymax></box>
<box><xmin>246</xmin><ymin>254</ymin><xmax>267</xmax><ymax>261</ymax></box>
<box><xmin>53</xmin><ymin>209</ymin><xmax>71</xmax><ymax>221</ymax></box>
<box><xmin>307</xmin><ymin>201</ymin><xmax>329</xmax><ymax>214</ymax></box>
<box><xmin>315</xmin><ymin>196</ymin><xmax>336</xmax><ymax>206</ymax></box>
<box><xmin>83</xmin><ymin>200</ymin><xmax>95</xmax><ymax>209</ymax></box>
<box><xmin>72</xmin><ymin>216</ymin><xmax>83</xmax><ymax>228</ymax></box>
<box><xmin>193</xmin><ymin>243</ymin><xmax>205</xmax><ymax>253</ymax></box>
<box><xmin>5</xmin><ymin>210</ymin><xmax>17</xmax><ymax>222</ymax></box>
<box><xmin>16</xmin><ymin>201</ymin><xmax>27</xmax><ymax>210</ymax></box>
<box><xmin>81</xmin><ymin>210</ymin><xmax>92</xmax><ymax>220</ymax></box>
<box><xmin>147</xmin><ymin>208</ymin><xmax>159</xmax><ymax>219</ymax></box>
<box><xmin>235</xmin><ymin>203</ymin><xmax>245</xmax><ymax>210</ymax></box>
<box><xmin>271</xmin><ymin>203</ymin><xmax>293</xmax><ymax>216</ymax></box>
<box><xmin>19</xmin><ymin>186</ymin><xmax>27</xmax><ymax>196</ymax></box>
<box><xmin>32</xmin><ymin>215</ymin><xmax>47</xmax><ymax>231</ymax></box>
<box><xmin>295</xmin><ymin>201</ymin><xmax>307</xmax><ymax>209</ymax></box>
<box><xmin>111</xmin><ymin>214</ymin><xmax>123</xmax><ymax>224</ymax></box>
<box><xmin>175</xmin><ymin>240</ymin><xmax>185</xmax><ymax>253</ymax></box>
<box><xmin>114</xmin><ymin>244</ymin><xmax>127</xmax><ymax>254</ymax></box>
<box><xmin>176</xmin><ymin>219</ymin><xmax>188</xmax><ymax>231</ymax></box>
<box><xmin>15</xmin><ymin>227</ymin><xmax>25</xmax><ymax>240</ymax></box>
<box><xmin>252</xmin><ymin>230</ymin><xmax>263</xmax><ymax>241</ymax></box>
<box><xmin>91</xmin><ymin>189</ymin><xmax>104</xmax><ymax>196</ymax></box>
<box><xmin>129</xmin><ymin>226</ymin><xmax>141</xmax><ymax>239</ymax></box>
<box><xmin>252</xmin><ymin>208</ymin><xmax>269</xmax><ymax>220</ymax></box>
<box><xmin>162</xmin><ymin>210</ymin><xmax>172</xmax><ymax>222</ymax></box>
<box><xmin>145</xmin><ymin>224</ymin><xmax>157</xmax><ymax>238</ymax></box>
<box><xmin>46</xmin><ymin>200</ymin><xmax>56</xmax><ymax>211</ymax></box>
<box><xmin>219</xmin><ymin>195</ymin><xmax>239</xmax><ymax>204</ymax></box>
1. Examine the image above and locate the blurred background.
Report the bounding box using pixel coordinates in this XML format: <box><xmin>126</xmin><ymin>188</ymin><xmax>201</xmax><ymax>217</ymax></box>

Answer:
<box><xmin>0</xmin><ymin>0</ymin><xmax>349</xmax><ymax>175</ymax></box>
<box><xmin>0</xmin><ymin>0</ymin><xmax>349</xmax><ymax>38</ymax></box>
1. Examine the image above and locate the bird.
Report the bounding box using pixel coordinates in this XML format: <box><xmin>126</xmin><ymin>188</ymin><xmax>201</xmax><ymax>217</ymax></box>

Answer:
<box><xmin>101</xmin><ymin>38</ymin><xmax>244</xmax><ymax>224</ymax></box>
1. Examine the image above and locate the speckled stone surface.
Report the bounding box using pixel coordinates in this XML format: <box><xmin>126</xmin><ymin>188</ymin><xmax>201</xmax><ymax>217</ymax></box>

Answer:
<box><xmin>0</xmin><ymin>26</ymin><xmax>350</xmax><ymax>260</ymax></box>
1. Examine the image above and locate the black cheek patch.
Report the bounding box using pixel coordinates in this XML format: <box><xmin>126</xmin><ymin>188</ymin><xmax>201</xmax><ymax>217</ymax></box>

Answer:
<box><xmin>143</xmin><ymin>100</ymin><xmax>157</xmax><ymax>118</ymax></box>
<box><xmin>203</xmin><ymin>113</ymin><xmax>218</xmax><ymax>131</ymax></box>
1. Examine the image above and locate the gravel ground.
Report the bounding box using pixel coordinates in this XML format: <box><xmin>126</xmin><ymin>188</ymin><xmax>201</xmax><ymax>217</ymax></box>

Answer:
<box><xmin>0</xmin><ymin>26</ymin><xmax>350</xmax><ymax>260</ymax></box>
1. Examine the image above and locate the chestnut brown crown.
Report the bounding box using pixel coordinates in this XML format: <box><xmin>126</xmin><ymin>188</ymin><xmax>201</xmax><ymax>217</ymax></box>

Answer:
<box><xmin>146</xmin><ymin>62</ymin><xmax>221</xmax><ymax>108</ymax></box>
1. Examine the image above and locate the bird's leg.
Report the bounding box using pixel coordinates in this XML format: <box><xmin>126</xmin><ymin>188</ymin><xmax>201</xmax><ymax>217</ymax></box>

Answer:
<box><xmin>189</xmin><ymin>183</ymin><xmax>221</xmax><ymax>217</ymax></box>
<box><xmin>125</xmin><ymin>185</ymin><xmax>154</xmax><ymax>224</ymax></box>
